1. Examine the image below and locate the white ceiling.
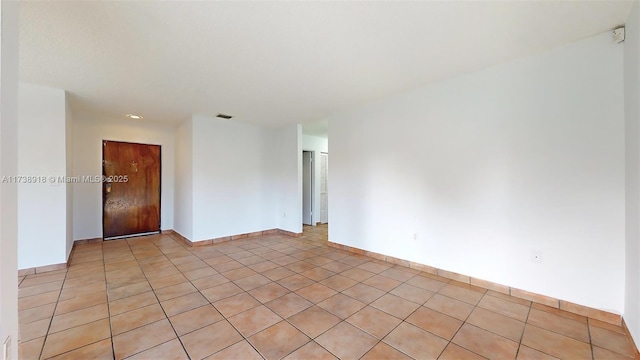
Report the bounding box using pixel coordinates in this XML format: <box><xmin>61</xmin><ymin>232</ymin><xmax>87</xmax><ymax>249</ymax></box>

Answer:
<box><xmin>20</xmin><ymin>1</ymin><xmax>632</xmax><ymax>127</ymax></box>
<box><xmin>302</xmin><ymin>120</ymin><xmax>329</xmax><ymax>139</ymax></box>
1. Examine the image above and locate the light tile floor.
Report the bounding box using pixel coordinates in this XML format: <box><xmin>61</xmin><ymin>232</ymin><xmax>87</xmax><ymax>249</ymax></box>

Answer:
<box><xmin>17</xmin><ymin>225</ymin><xmax>638</xmax><ymax>359</ymax></box>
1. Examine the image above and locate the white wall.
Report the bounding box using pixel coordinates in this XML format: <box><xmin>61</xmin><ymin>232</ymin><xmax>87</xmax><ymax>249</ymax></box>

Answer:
<box><xmin>329</xmin><ymin>32</ymin><xmax>626</xmax><ymax>314</ymax></box>
<box><xmin>0</xmin><ymin>1</ymin><xmax>20</xmax><ymax>357</ymax></box>
<box><xmin>174</xmin><ymin>119</ymin><xmax>193</xmax><ymax>240</ymax></box>
<box><xmin>188</xmin><ymin>116</ymin><xmax>300</xmax><ymax>240</ymax></box>
<box><xmin>18</xmin><ymin>83</ymin><xmax>69</xmax><ymax>269</ymax></box>
<box><xmin>302</xmin><ymin>134</ymin><xmax>328</xmax><ymax>225</ymax></box>
<box><xmin>72</xmin><ymin>114</ymin><xmax>176</xmax><ymax>240</ymax></box>
<box><xmin>190</xmin><ymin>115</ymin><xmax>272</xmax><ymax>240</ymax></box>
<box><xmin>277</xmin><ymin>124</ymin><xmax>303</xmax><ymax>233</ymax></box>
<box><xmin>625</xmin><ymin>0</ymin><xmax>640</xmax><ymax>345</ymax></box>
<box><xmin>65</xmin><ymin>95</ymin><xmax>74</xmax><ymax>259</ymax></box>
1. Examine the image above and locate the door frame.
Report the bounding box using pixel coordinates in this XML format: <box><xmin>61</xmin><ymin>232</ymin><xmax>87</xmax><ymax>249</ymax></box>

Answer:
<box><xmin>302</xmin><ymin>150</ymin><xmax>314</xmax><ymax>226</ymax></box>
<box><xmin>101</xmin><ymin>139</ymin><xmax>162</xmax><ymax>239</ymax></box>
<box><xmin>320</xmin><ymin>151</ymin><xmax>328</xmax><ymax>224</ymax></box>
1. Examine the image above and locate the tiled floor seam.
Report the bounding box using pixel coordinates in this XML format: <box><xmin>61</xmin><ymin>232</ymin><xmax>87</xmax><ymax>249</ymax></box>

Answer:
<box><xmin>587</xmin><ymin>319</ymin><xmax>595</xmax><ymax>360</ymax></box>
<box><xmin>127</xmin><ymin>241</ymin><xmax>190</xmax><ymax>360</ymax></box>
<box><xmin>441</xmin><ymin>292</ymin><xmax>486</xmax><ymax>360</ymax></box>
<box><xmin>343</xmin><ymin>264</ymin><xmax>433</xmax><ymax>358</ymax></box>
<box><xmin>32</xmin><ymin>248</ymin><xmax>110</xmax><ymax>359</ymax></box>
<box><xmin>358</xmin><ymin>339</ymin><xmax>386</xmax><ymax>360</ymax></box>
<box><xmin>54</xmin><ymin>233</ymin><xmax>328</xmax><ymax>356</ymax></box>
<box><xmin>380</xmin><ymin>303</ymin><xmax>443</xmax><ymax>360</ymax></box>
<box><xmin>513</xmin><ymin>294</ymin><xmax>533</xmax><ymax>360</ymax></box>
<box><xmin>410</xmin><ymin>283</ymin><xmax>458</xmax><ymax>355</ymax></box>
<box><xmin>472</xmin><ymin>294</ymin><xmax>604</xmax><ymax>359</ymax></box>
<box><xmin>121</xmin><ymin>337</ymin><xmax>176</xmax><ymax>360</ymax></box>
<box><xmin>236</xmin><ymin>236</ymin><xmax>343</xmax><ymax>359</ymax></box>
<box><xmin>282</xmin><ymin>312</ymin><xmax>344</xmax><ymax>359</ymax></box>
<box><xmin>96</xmin><ymin>244</ymin><xmax>119</xmax><ymax>360</ymax></box>
<box><xmin>224</xmin><ymin>242</ymin><xmax>311</xmax><ymax>359</ymax></box>
<box><xmin>341</xmin><ymin>273</ymin><xmax>443</xmax><ymax>359</ymax></box>
<box><xmin>45</xmin><ymin>333</ymin><xmax>108</xmax><ymax>360</ymax></box>
<box><xmin>145</xmin><ymin>236</ymin><xmax>282</xmax><ymax>359</ymax></box>
<box><xmin>20</xmin><ymin>227</ymin><xmax>637</xmax><ymax>360</ymax></box>
<box><xmin>211</xmin><ymin>284</ymin><xmax>266</xmax><ymax>359</ymax></box>
<box><xmin>36</xmin><ymin>261</ymin><xmax>70</xmax><ymax>360</ymax></box>
<box><xmin>525</xmin><ymin>306</ymin><xmax>625</xmax><ymax>358</ymax></box>
<box><xmin>585</xmin><ymin>318</ymin><xmax>634</xmax><ymax>359</ymax></box>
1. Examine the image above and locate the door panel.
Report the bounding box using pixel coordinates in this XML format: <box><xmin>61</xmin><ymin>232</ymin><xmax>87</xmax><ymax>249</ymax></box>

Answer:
<box><xmin>103</xmin><ymin>141</ymin><xmax>161</xmax><ymax>239</ymax></box>
<box><xmin>320</xmin><ymin>152</ymin><xmax>328</xmax><ymax>224</ymax></box>
<box><xmin>303</xmin><ymin>151</ymin><xmax>312</xmax><ymax>225</ymax></box>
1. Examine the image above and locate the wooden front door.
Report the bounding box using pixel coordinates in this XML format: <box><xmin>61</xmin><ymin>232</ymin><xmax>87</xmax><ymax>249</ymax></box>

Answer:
<box><xmin>103</xmin><ymin>140</ymin><xmax>161</xmax><ymax>239</ymax></box>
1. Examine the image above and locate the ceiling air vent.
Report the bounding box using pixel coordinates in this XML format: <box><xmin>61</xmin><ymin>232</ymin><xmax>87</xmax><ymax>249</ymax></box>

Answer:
<box><xmin>216</xmin><ymin>113</ymin><xmax>233</xmax><ymax>119</ymax></box>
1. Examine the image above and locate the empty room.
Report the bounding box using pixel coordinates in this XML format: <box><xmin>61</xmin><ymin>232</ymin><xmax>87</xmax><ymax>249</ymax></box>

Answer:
<box><xmin>1</xmin><ymin>0</ymin><xmax>640</xmax><ymax>359</ymax></box>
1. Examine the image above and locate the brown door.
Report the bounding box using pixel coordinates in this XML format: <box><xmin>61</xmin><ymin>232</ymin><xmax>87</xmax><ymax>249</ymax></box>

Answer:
<box><xmin>102</xmin><ymin>140</ymin><xmax>161</xmax><ymax>239</ymax></box>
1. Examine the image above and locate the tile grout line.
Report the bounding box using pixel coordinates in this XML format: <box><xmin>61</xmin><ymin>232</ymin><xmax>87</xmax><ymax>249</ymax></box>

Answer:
<box><xmin>245</xmin><ymin>233</ymin><xmax>347</xmax><ymax>359</ymax></box>
<box><xmin>360</xmin><ymin>270</ymin><xmax>433</xmax><ymax>358</ymax></box>
<box><xmin>353</xmin><ymin>283</ymin><xmax>423</xmax><ymax>360</ymax></box>
<box><xmin>400</xmin><ymin>272</ymin><xmax>602</xmax><ymax>358</ymax></box>
<box><xmin>513</xmin><ymin>295</ymin><xmax>533</xmax><ymax>360</ymax></box>
<box><xmin>276</xmin><ymin>235</ymin><xmax>356</xmax><ymax>360</ymax></box>
<box><xmin>35</xmin><ymin>250</ymin><xmax>72</xmax><ymax>360</ymax></box>
<box><xmin>587</xmin><ymin>318</ymin><xmax>595</xmax><ymax>360</ymax></box>
<box><xmin>247</xmin><ymin>234</ymin><xmax>331</xmax><ymax>359</ymax></box>
<box><xmin>15</xmin><ymin>277</ymin><xmax>56</xmax><ymax>357</ymax></box>
<box><xmin>57</xmin><ymin>243</ymin><xmax>116</xmax><ymax>359</ymax></box>
<box><xmin>99</xmin><ymin>242</ymin><xmax>117</xmax><ymax>360</ymax></box>
<box><xmin>435</xmin><ymin>284</ymin><xmax>486</xmax><ymax>359</ymax></box>
<box><xmin>129</xmin><ymin>235</ymin><xmax>194</xmax><ymax>359</ymax></box>
<box><xmin>187</xmin><ymin>238</ymin><xmax>278</xmax><ymax>359</ymax></box>
<box><xmin>355</xmin><ymin>270</ymin><xmax>429</xmax><ymax>360</ymax></box>
<box><xmin>309</xmin><ymin>231</ymin><xmax>405</xmax><ymax>358</ymax></box>
<box><xmin>33</xmin><ymin>231</ymin><xmax>380</xmax><ymax>358</ymax></box>
<box><xmin>27</xmin><ymin>226</ymin><xmax>635</xmax><ymax>360</ymax></box>
<box><xmin>37</xmin><ymin>246</ymin><xmax>472</xmax><ymax>358</ymax></box>
<box><xmin>440</xmin><ymin>284</ymin><xmax>594</xmax><ymax>358</ymax></box>
<box><xmin>101</xmin><ymin>237</ymin><xmax>188</xmax><ymax>359</ymax></box>
<box><xmin>313</xmin><ymin>262</ymin><xmax>444</xmax><ymax>358</ymax></box>
<box><xmin>253</xmin><ymin>236</ymin><xmax>329</xmax><ymax>359</ymax></box>
<box><xmin>523</xmin><ymin>307</ymin><xmax>603</xmax><ymax>358</ymax></box>
<box><xmin>36</xmin><ymin>245</ymin><xmax>109</xmax><ymax>360</ymax></box>
<box><xmin>163</xmin><ymin>233</ymin><xmax>312</xmax><ymax>358</ymax></box>
<box><xmin>291</xmin><ymin>247</ymin><xmax>432</xmax><ymax>359</ymax></box>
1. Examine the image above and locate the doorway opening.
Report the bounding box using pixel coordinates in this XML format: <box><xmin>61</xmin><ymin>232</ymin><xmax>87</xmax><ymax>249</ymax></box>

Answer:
<box><xmin>320</xmin><ymin>152</ymin><xmax>328</xmax><ymax>224</ymax></box>
<box><xmin>102</xmin><ymin>140</ymin><xmax>161</xmax><ymax>240</ymax></box>
<box><xmin>300</xmin><ymin>123</ymin><xmax>328</xmax><ymax>231</ymax></box>
<box><xmin>303</xmin><ymin>151</ymin><xmax>313</xmax><ymax>226</ymax></box>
